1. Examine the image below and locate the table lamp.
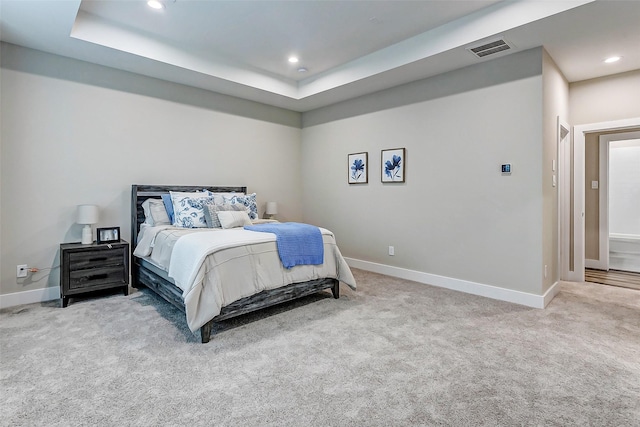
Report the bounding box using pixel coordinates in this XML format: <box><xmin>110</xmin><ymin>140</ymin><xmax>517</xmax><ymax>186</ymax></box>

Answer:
<box><xmin>265</xmin><ymin>202</ymin><xmax>278</xmax><ymax>219</ymax></box>
<box><xmin>77</xmin><ymin>204</ymin><xmax>99</xmax><ymax>244</ymax></box>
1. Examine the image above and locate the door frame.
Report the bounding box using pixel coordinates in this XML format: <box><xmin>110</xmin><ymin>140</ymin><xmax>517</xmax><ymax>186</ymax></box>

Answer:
<box><xmin>558</xmin><ymin>117</ymin><xmax>571</xmax><ymax>281</ymax></box>
<box><xmin>573</xmin><ymin>117</ymin><xmax>640</xmax><ymax>282</ymax></box>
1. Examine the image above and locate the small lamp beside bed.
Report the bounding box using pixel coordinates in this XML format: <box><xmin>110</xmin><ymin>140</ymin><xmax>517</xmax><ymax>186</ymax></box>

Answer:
<box><xmin>265</xmin><ymin>201</ymin><xmax>278</xmax><ymax>219</ymax></box>
<box><xmin>77</xmin><ymin>204</ymin><xmax>99</xmax><ymax>244</ymax></box>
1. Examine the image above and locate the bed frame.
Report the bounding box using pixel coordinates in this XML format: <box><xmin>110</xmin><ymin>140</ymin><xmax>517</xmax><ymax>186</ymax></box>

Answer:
<box><xmin>131</xmin><ymin>185</ymin><xmax>339</xmax><ymax>343</ymax></box>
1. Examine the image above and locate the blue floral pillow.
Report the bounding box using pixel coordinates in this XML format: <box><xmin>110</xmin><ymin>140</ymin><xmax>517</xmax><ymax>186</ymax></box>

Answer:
<box><xmin>222</xmin><ymin>193</ymin><xmax>258</xmax><ymax>220</ymax></box>
<box><xmin>169</xmin><ymin>191</ymin><xmax>213</xmax><ymax>228</ymax></box>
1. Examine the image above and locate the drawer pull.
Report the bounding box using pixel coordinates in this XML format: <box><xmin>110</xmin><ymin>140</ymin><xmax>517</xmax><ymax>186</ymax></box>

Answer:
<box><xmin>80</xmin><ymin>273</ymin><xmax>108</xmax><ymax>282</ymax></box>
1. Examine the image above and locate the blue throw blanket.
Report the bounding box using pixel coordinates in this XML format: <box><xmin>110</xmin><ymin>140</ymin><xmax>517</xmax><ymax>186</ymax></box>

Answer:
<box><xmin>244</xmin><ymin>222</ymin><xmax>324</xmax><ymax>269</ymax></box>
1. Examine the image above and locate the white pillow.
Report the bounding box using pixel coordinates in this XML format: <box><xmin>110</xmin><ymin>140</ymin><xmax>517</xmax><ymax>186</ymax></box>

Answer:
<box><xmin>217</xmin><ymin>210</ymin><xmax>252</xmax><ymax>229</ymax></box>
<box><xmin>141</xmin><ymin>198</ymin><xmax>171</xmax><ymax>226</ymax></box>
<box><xmin>170</xmin><ymin>191</ymin><xmax>213</xmax><ymax>228</ymax></box>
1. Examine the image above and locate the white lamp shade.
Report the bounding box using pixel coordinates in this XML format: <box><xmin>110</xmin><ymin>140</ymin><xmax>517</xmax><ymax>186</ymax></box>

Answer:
<box><xmin>77</xmin><ymin>204</ymin><xmax>99</xmax><ymax>225</ymax></box>
<box><xmin>265</xmin><ymin>202</ymin><xmax>278</xmax><ymax>215</ymax></box>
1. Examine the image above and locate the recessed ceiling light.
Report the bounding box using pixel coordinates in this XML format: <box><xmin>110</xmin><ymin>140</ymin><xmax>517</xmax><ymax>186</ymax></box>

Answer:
<box><xmin>297</xmin><ymin>67</ymin><xmax>308</xmax><ymax>73</ymax></box>
<box><xmin>604</xmin><ymin>56</ymin><xmax>621</xmax><ymax>63</ymax></box>
<box><xmin>147</xmin><ymin>0</ymin><xmax>164</xmax><ymax>10</ymax></box>
<box><xmin>288</xmin><ymin>57</ymin><xmax>299</xmax><ymax>64</ymax></box>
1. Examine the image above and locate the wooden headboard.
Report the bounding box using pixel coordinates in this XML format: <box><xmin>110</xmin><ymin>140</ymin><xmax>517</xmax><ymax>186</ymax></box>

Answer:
<box><xmin>130</xmin><ymin>184</ymin><xmax>247</xmax><ymax>247</ymax></box>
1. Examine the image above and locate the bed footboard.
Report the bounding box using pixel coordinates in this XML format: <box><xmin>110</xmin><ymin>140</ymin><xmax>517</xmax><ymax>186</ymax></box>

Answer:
<box><xmin>135</xmin><ymin>258</ymin><xmax>338</xmax><ymax>343</ymax></box>
<box><xmin>200</xmin><ymin>278</ymin><xmax>339</xmax><ymax>343</ymax></box>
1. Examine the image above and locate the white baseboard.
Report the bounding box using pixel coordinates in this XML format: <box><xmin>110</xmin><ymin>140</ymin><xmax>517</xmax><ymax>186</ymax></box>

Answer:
<box><xmin>2</xmin><ymin>261</ymin><xmax>561</xmax><ymax>310</ymax></box>
<box><xmin>543</xmin><ymin>281</ymin><xmax>560</xmax><ymax>307</ymax></box>
<box><xmin>0</xmin><ymin>286</ymin><xmax>60</xmax><ymax>309</ymax></box>
<box><xmin>344</xmin><ymin>257</ymin><xmax>559</xmax><ymax>309</ymax></box>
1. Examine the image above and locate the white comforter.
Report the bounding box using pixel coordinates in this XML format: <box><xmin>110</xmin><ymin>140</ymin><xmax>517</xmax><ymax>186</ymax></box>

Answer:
<box><xmin>134</xmin><ymin>224</ymin><xmax>357</xmax><ymax>332</ymax></box>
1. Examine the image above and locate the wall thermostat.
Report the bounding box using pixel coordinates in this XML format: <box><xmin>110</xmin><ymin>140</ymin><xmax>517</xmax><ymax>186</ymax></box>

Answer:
<box><xmin>501</xmin><ymin>164</ymin><xmax>512</xmax><ymax>174</ymax></box>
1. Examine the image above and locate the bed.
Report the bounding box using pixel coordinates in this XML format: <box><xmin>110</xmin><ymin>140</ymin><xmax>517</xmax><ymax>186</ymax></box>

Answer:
<box><xmin>131</xmin><ymin>185</ymin><xmax>356</xmax><ymax>343</ymax></box>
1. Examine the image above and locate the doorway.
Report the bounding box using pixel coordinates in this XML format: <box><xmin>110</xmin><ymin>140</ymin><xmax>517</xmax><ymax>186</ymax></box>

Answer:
<box><xmin>572</xmin><ymin>117</ymin><xmax>640</xmax><ymax>284</ymax></box>
<box><xmin>598</xmin><ymin>131</ymin><xmax>640</xmax><ymax>274</ymax></box>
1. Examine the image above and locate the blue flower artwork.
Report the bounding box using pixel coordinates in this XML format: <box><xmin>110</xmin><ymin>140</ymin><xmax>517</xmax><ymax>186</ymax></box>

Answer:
<box><xmin>381</xmin><ymin>148</ymin><xmax>406</xmax><ymax>182</ymax></box>
<box><xmin>351</xmin><ymin>159</ymin><xmax>365</xmax><ymax>180</ymax></box>
<box><xmin>384</xmin><ymin>155</ymin><xmax>401</xmax><ymax>179</ymax></box>
<box><xmin>348</xmin><ymin>152</ymin><xmax>368</xmax><ymax>184</ymax></box>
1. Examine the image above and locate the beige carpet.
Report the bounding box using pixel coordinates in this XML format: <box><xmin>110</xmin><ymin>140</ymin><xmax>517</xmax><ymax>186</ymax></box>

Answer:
<box><xmin>1</xmin><ymin>269</ymin><xmax>639</xmax><ymax>426</ymax></box>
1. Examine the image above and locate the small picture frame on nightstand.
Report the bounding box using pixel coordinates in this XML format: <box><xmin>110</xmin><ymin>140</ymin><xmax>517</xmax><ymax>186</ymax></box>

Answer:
<box><xmin>97</xmin><ymin>227</ymin><xmax>120</xmax><ymax>244</ymax></box>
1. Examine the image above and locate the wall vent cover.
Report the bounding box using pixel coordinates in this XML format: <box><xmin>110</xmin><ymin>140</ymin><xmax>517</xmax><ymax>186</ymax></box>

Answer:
<box><xmin>467</xmin><ymin>39</ymin><xmax>513</xmax><ymax>58</ymax></box>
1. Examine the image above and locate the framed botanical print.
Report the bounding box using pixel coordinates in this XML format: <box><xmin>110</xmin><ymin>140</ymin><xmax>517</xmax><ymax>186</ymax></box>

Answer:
<box><xmin>381</xmin><ymin>148</ymin><xmax>405</xmax><ymax>183</ymax></box>
<box><xmin>348</xmin><ymin>152</ymin><xmax>368</xmax><ymax>184</ymax></box>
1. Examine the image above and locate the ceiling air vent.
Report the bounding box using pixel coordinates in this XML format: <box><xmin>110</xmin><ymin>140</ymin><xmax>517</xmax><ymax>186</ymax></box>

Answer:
<box><xmin>467</xmin><ymin>39</ymin><xmax>513</xmax><ymax>59</ymax></box>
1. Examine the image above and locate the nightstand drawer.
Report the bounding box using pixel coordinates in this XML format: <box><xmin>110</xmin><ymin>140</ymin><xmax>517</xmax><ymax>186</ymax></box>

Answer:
<box><xmin>68</xmin><ymin>248</ymin><xmax>124</xmax><ymax>270</ymax></box>
<box><xmin>68</xmin><ymin>266</ymin><xmax>127</xmax><ymax>289</ymax></box>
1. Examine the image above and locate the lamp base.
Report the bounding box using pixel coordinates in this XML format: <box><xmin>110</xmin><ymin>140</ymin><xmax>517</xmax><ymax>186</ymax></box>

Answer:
<box><xmin>81</xmin><ymin>225</ymin><xmax>93</xmax><ymax>245</ymax></box>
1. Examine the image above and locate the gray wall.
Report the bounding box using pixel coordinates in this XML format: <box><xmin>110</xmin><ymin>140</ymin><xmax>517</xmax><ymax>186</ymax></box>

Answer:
<box><xmin>301</xmin><ymin>49</ymin><xmax>547</xmax><ymax>295</ymax></box>
<box><xmin>569</xmin><ymin>70</ymin><xmax>640</xmax><ymax>126</ymax></box>
<box><xmin>0</xmin><ymin>43</ymin><xmax>303</xmax><ymax>296</ymax></box>
<box><xmin>4</xmin><ymin>41</ymin><xmax>620</xmax><ymax>300</ymax></box>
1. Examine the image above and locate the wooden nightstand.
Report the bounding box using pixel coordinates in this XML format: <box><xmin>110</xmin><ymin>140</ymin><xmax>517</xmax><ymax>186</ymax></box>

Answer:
<box><xmin>59</xmin><ymin>240</ymin><xmax>130</xmax><ymax>307</ymax></box>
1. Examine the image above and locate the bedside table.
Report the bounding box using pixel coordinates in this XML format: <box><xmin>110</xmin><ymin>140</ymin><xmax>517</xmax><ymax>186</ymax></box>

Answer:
<box><xmin>59</xmin><ymin>240</ymin><xmax>130</xmax><ymax>307</ymax></box>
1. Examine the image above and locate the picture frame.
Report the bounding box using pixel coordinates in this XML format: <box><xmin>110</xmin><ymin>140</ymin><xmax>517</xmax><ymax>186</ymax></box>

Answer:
<box><xmin>381</xmin><ymin>148</ymin><xmax>406</xmax><ymax>183</ymax></box>
<box><xmin>348</xmin><ymin>152</ymin><xmax>368</xmax><ymax>184</ymax></box>
<box><xmin>97</xmin><ymin>227</ymin><xmax>120</xmax><ymax>244</ymax></box>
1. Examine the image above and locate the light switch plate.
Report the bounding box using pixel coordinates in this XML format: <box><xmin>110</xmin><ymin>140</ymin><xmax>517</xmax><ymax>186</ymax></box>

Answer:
<box><xmin>591</xmin><ymin>181</ymin><xmax>599</xmax><ymax>189</ymax></box>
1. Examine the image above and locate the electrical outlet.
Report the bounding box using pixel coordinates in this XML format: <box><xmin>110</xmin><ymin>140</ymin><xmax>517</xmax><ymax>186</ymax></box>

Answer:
<box><xmin>388</xmin><ymin>246</ymin><xmax>395</xmax><ymax>256</ymax></box>
<box><xmin>17</xmin><ymin>264</ymin><xmax>28</xmax><ymax>278</ymax></box>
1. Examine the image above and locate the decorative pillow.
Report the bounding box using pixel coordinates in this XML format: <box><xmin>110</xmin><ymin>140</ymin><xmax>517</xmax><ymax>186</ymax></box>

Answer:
<box><xmin>222</xmin><ymin>193</ymin><xmax>258</xmax><ymax>220</ymax></box>
<box><xmin>202</xmin><ymin>203</ymin><xmax>247</xmax><ymax>228</ymax></box>
<box><xmin>161</xmin><ymin>194</ymin><xmax>174</xmax><ymax>223</ymax></box>
<box><xmin>209</xmin><ymin>191</ymin><xmax>245</xmax><ymax>205</ymax></box>
<box><xmin>169</xmin><ymin>191</ymin><xmax>213</xmax><ymax>228</ymax></box>
<box><xmin>142</xmin><ymin>198</ymin><xmax>171</xmax><ymax>226</ymax></box>
<box><xmin>217</xmin><ymin>210</ymin><xmax>252</xmax><ymax>229</ymax></box>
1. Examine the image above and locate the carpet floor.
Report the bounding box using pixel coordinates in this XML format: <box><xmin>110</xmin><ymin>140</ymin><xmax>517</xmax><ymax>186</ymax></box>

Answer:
<box><xmin>1</xmin><ymin>269</ymin><xmax>639</xmax><ymax>426</ymax></box>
